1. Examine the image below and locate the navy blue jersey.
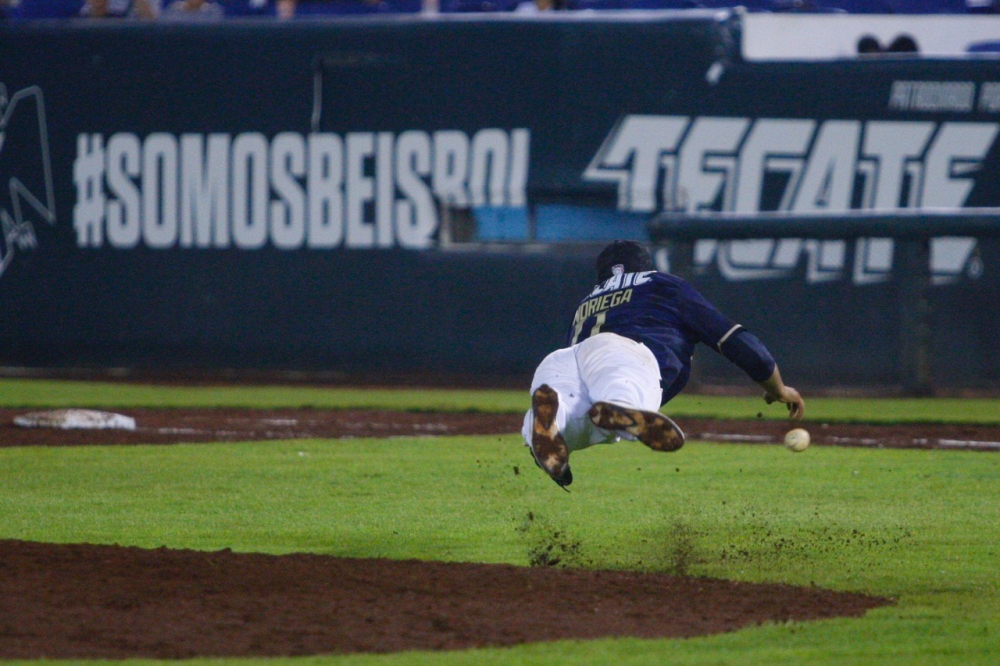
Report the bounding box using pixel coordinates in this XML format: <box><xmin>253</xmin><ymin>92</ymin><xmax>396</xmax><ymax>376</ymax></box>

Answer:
<box><xmin>567</xmin><ymin>270</ymin><xmax>772</xmax><ymax>403</ymax></box>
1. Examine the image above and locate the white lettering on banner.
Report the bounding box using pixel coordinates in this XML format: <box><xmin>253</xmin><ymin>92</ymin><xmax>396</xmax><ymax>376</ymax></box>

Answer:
<box><xmin>106</xmin><ymin>133</ymin><xmax>141</xmax><ymax>248</ymax></box>
<box><xmin>142</xmin><ymin>133</ymin><xmax>178</xmax><ymax>249</ymax></box>
<box><xmin>395</xmin><ymin>131</ymin><xmax>436</xmax><ymax>248</ymax></box>
<box><xmin>584</xmin><ymin>115</ymin><xmax>689</xmax><ymax>212</ymax></box>
<box><xmin>889</xmin><ymin>81</ymin><xmax>976</xmax><ymax>113</ymax></box>
<box><xmin>270</xmin><ymin>132</ymin><xmax>306</xmax><ymax>250</ymax></box>
<box><xmin>180</xmin><ymin>134</ymin><xmax>230</xmax><ymax>248</ymax></box>
<box><xmin>73</xmin><ymin>128</ymin><xmax>530</xmax><ymax>251</ymax></box>
<box><xmin>587</xmin><ymin>115</ymin><xmax>1000</xmax><ymax>284</ymax></box>
<box><xmin>307</xmin><ymin>133</ymin><xmax>344</xmax><ymax>248</ymax></box>
<box><xmin>73</xmin><ymin>134</ymin><xmax>105</xmax><ymax>247</ymax></box>
<box><xmin>979</xmin><ymin>83</ymin><xmax>1000</xmax><ymax>113</ymax></box>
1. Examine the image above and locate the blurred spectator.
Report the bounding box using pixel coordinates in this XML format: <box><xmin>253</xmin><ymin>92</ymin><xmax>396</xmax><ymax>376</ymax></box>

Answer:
<box><xmin>5</xmin><ymin>0</ymin><xmax>86</xmax><ymax>17</ymax></box>
<box><xmin>515</xmin><ymin>0</ymin><xmax>564</xmax><ymax>12</ymax></box>
<box><xmin>886</xmin><ymin>34</ymin><xmax>920</xmax><ymax>53</ymax></box>
<box><xmin>277</xmin><ymin>0</ymin><xmax>416</xmax><ymax>16</ymax></box>
<box><xmin>221</xmin><ymin>0</ymin><xmax>279</xmax><ymax>16</ymax></box>
<box><xmin>857</xmin><ymin>33</ymin><xmax>920</xmax><ymax>57</ymax></box>
<box><xmin>81</xmin><ymin>0</ymin><xmax>160</xmax><ymax>17</ymax></box>
<box><xmin>162</xmin><ymin>0</ymin><xmax>224</xmax><ymax>17</ymax></box>
<box><xmin>857</xmin><ymin>34</ymin><xmax>882</xmax><ymax>54</ymax></box>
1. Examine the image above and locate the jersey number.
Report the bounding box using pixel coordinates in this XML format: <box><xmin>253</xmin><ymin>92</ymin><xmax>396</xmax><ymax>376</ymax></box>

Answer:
<box><xmin>572</xmin><ymin>312</ymin><xmax>606</xmax><ymax>345</ymax></box>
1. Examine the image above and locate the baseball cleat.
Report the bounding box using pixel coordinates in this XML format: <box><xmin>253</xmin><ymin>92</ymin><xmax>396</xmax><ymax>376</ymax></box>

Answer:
<box><xmin>529</xmin><ymin>384</ymin><xmax>572</xmax><ymax>488</ymax></box>
<box><xmin>588</xmin><ymin>402</ymin><xmax>685</xmax><ymax>452</ymax></box>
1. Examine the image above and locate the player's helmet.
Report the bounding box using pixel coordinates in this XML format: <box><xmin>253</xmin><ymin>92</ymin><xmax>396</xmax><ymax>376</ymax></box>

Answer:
<box><xmin>595</xmin><ymin>240</ymin><xmax>655</xmax><ymax>282</ymax></box>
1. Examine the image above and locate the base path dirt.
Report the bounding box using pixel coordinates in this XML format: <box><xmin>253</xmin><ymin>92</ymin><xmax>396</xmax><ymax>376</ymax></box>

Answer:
<box><xmin>2</xmin><ymin>407</ymin><xmax>998</xmax><ymax>451</ymax></box>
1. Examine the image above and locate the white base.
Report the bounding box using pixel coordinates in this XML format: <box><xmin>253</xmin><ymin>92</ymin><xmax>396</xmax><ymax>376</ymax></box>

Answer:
<box><xmin>14</xmin><ymin>409</ymin><xmax>137</xmax><ymax>431</ymax></box>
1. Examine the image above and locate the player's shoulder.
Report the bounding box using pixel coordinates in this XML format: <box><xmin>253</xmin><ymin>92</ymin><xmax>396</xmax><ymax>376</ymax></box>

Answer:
<box><xmin>644</xmin><ymin>271</ymin><xmax>715</xmax><ymax>308</ymax></box>
<box><xmin>649</xmin><ymin>270</ymin><xmax>685</xmax><ymax>286</ymax></box>
<box><xmin>642</xmin><ymin>270</ymin><xmax>690</xmax><ymax>294</ymax></box>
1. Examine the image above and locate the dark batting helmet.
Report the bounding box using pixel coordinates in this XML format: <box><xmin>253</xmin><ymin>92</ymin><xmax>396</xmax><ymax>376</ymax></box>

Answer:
<box><xmin>595</xmin><ymin>240</ymin><xmax>655</xmax><ymax>283</ymax></box>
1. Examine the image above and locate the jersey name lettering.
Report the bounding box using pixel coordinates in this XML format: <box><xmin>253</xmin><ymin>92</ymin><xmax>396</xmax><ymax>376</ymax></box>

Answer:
<box><xmin>572</xmin><ymin>288</ymin><xmax>633</xmax><ymax>327</ymax></box>
<box><xmin>588</xmin><ymin>270</ymin><xmax>654</xmax><ymax>298</ymax></box>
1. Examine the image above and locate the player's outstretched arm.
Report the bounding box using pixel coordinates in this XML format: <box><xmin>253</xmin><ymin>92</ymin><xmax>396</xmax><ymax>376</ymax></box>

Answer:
<box><xmin>759</xmin><ymin>366</ymin><xmax>805</xmax><ymax>420</ymax></box>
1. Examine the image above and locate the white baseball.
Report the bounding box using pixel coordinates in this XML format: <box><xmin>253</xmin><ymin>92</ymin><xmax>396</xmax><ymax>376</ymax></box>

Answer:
<box><xmin>784</xmin><ymin>428</ymin><xmax>810</xmax><ymax>452</ymax></box>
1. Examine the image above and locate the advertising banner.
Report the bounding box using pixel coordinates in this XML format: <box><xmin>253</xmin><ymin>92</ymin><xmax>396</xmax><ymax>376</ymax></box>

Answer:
<box><xmin>1</xmin><ymin>14</ymin><xmax>997</xmax><ymax>387</ymax></box>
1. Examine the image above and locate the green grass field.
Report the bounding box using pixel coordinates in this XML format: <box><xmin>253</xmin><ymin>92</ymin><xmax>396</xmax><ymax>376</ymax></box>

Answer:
<box><xmin>1</xmin><ymin>378</ymin><xmax>999</xmax><ymax>665</ymax></box>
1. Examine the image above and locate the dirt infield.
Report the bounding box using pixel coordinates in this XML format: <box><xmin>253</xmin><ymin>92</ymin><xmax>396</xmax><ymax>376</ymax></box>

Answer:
<box><xmin>9</xmin><ymin>406</ymin><xmax>991</xmax><ymax>659</ymax></box>
<box><xmin>0</xmin><ymin>539</ymin><xmax>889</xmax><ymax>660</ymax></box>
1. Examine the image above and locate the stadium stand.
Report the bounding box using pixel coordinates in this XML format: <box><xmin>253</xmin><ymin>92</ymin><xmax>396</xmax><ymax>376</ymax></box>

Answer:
<box><xmin>291</xmin><ymin>0</ymin><xmax>420</xmax><ymax>14</ymax></box>
<box><xmin>1</xmin><ymin>0</ymin><xmax>991</xmax><ymax>16</ymax></box>
<box><xmin>555</xmin><ymin>0</ymin><xmax>979</xmax><ymax>13</ymax></box>
<box><xmin>4</xmin><ymin>0</ymin><xmax>84</xmax><ymax>18</ymax></box>
<box><xmin>0</xmin><ymin>0</ymin><xmax>282</xmax><ymax>18</ymax></box>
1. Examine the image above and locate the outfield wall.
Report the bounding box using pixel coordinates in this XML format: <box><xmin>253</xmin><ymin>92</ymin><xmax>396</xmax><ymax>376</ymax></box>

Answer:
<box><xmin>1</xmin><ymin>13</ymin><xmax>999</xmax><ymax>390</ymax></box>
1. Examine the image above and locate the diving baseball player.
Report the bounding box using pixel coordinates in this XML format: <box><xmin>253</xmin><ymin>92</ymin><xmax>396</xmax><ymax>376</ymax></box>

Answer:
<box><xmin>523</xmin><ymin>240</ymin><xmax>805</xmax><ymax>488</ymax></box>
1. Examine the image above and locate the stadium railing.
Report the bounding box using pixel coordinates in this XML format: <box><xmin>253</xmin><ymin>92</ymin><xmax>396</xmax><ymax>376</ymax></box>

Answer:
<box><xmin>648</xmin><ymin>208</ymin><xmax>1000</xmax><ymax>394</ymax></box>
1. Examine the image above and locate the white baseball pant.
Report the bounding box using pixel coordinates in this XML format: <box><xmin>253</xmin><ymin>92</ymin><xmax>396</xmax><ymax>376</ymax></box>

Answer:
<box><xmin>521</xmin><ymin>332</ymin><xmax>663</xmax><ymax>452</ymax></box>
